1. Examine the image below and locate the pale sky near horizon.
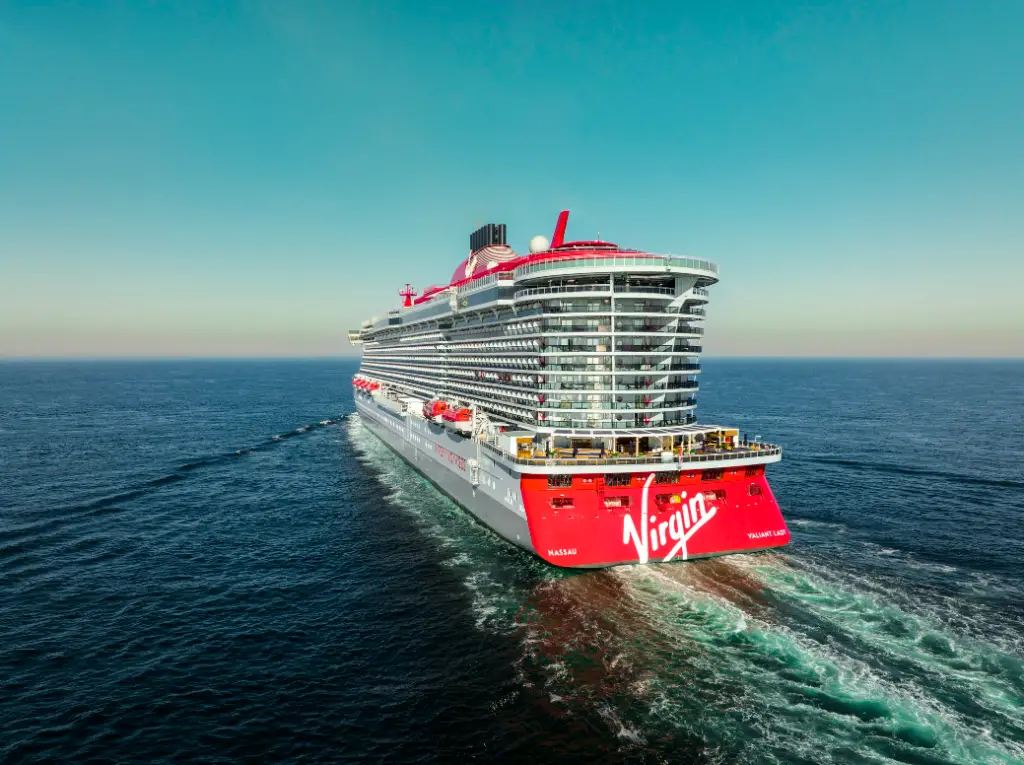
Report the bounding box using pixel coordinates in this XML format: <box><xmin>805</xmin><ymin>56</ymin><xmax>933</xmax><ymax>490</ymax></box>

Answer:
<box><xmin>1</xmin><ymin>1</ymin><xmax>1022</xmax><ymax>358</ymax></box>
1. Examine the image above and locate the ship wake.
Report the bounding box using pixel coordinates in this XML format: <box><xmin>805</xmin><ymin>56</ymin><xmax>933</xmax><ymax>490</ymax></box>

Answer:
<box><xmin>347</xmin><ymin>415</ymin><xmax>1024</xmax><ymax>764</ymax></box>
<box><xmin>0</xmin><ymin>416</ymin><xmax>348</xmax><ymax>555</ymax></box>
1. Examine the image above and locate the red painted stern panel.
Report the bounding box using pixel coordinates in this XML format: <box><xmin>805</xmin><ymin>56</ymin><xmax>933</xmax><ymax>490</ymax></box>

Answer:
<box><xmin>521</xmin><ymin>466</ymin><xmax>790</xmax><ymax>567</ymax></box>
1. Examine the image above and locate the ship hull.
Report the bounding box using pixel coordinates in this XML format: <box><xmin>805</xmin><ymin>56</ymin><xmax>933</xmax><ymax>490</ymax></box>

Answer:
<box><xmin>356</xmin><ymin>398</ymin><xmax>538</xmax><ymax>555</ymax></box>
<box><xmin>355</xmin><ymin>394</ymin><xmax>790</xmax><ymax>568</ymax></box>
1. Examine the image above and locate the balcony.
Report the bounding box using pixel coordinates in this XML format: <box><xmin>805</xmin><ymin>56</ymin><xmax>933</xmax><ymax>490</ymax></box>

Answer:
<box><xmin>515</xmin><ymin>284</ymin><xmax>611</xmax><ymax>300</ymax></box>
<box><xmin>538</xmin><ymin>379</ymin><xmax>697</xmax><ymax>392</ymax></box>
<box><xmin>541</xmin><ymin>344</ymin><xmax>611</xmax><ymax>353</ymax></box>
<box><xmin>513</xmin><ymin>253</ymin><xmax>717</xmax><ymax>279</ymax></box>
<box><xmin>615</xmin><ymin>321</ymin><xmax>688</xmax><ymax>333</ymax></box>
<box><xmin>541</xmin><ymin>304</ymin><xmax>612</xmax><ymax>314</ymax></box>
<box><xmin>536</xmin><ymin>415</ymin><xmax>699</xmax><ymax>430</ymax></box>
<box><xmin>613</xmin><ymin>285</ymin><xmax>675</xmax><ymax>296</ymax></box>
<box><xmin>515</xmin><ymin>284</ymin><xmax>677</xmax><ymax>301</ymax></box>
<box><xmin>543</xmin><ymin>362</ymin><xmax>613</xmax><ymax>372</ymax></box>
<box><xmin>616</xmin><ymin>379</ymin><xmax>698</xmax><ymax>390</ymax></box>
<box><xmin>615</xmin><ymin>344</ymin><xmax>703</xmax><ymax>353</ymax></box>
<box><xmin>608</xmin><ymin>362</ymin><xmax>700</xmax><ymax>372</ymax></box>
<box><xmin>614</xmin><ymin>302</ymin><xmax>684</xmax><ymax>315</ymax></box>
<box><xmin>539</xmin><ymin>382</ymin><xmax>607</xmax><ymax>391</ymax></box>
<box><xmin>538</xmin><ymin>398</ymin><xmax>697</xmax><ymax>411</ymax></box>
<box><xmin>543</xmin><ymin>322</ymin><xmax>613</xmax><ymax>333</ymax></box>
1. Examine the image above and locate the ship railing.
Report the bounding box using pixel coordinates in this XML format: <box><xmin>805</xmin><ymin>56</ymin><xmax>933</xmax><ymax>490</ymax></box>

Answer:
<box><xmin>613</xmin><ymin>361</ymin><xmax>702</xmax><ymax>370</ymax></box>
<box><xmin>541</xmin><ymin>345</ymin><xmax>611</xmax><ymax>353</ymax></box>
<box><xmin>615</xmin><ymin>380</ymin><xmax>698</xmax><ymax>390</ymax></box>
<box><xmin>540</xmin><ymin>305</ymin><xmax>610</xmax><ymax>314</ymax></box>
<box><xmin>614</xmin><ymin>304</ymin><xmax>688</xmax><ymax>315</ymax></box>
<box><xmin>515</xmin><ymin>285</ymin><xmax>610</xmax><ymax>299</ymax></box>
<box><xmin>615</xmin><ymin>344</ymin><xmax>702</xmax><ymax>353</ymax></box>
<box><xmin>544</xmin><ymin>363</ymin><xmax>613</xmax><ymax>372</ymax></box>
<box><xmin>479</xmin><ymin>441</ymin><xmax>781</xmax><ymax>467</ymax></box>
<box><xmin>614</xmin><ymin>286</ymin><xmax>676</xmax><ymax>295</ymax></box>
<box><xmin>537</xmin><ymin>381</ymin><xmax>697</xmax><ymax>391</ymax></box>
<box><xmin>614</xmin><ymin>323</ymin><xmax>701</xmax><ymax>333</ymax></box>
<box><xmin>513</xmin><ymin>254</ymin><xmax>718</xmax><ymax>279</ymax></box>
<box><xmin>540</xmin><ymin>400</ymin><xmax>696</xmax><ymax>411</ymax></box>
<box><xmin>543</xmin><ymin>324</ymin><xmax>614</xmax><ymax>333</ymax></box>
<box><xmin>539</xmin><ymin>417</ymin><xmax>698</xmax><ymax>429</ymax></box>
<box><xmin>514</xmin><ymin>285</ymin><xmax>677</xmax><ymax>300</ymax></box>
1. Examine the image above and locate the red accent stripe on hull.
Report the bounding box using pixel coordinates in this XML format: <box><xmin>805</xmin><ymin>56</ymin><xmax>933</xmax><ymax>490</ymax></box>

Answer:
<box><xmin>520</xmin><ymin>467</ymin><xmax>789</xmax><ymax>567</ymax></box>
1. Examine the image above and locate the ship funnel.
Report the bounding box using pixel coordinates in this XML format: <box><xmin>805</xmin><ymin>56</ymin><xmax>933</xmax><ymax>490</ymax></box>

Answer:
<box><xmin>551</xmin><ymin>210</ymin><xmax>570</xmax><ymax>248</ymax></box>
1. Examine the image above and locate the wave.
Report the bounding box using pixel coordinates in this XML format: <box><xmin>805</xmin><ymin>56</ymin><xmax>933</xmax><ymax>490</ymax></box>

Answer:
<box><xmin>345</xmin><ymin>415</ymin><xmax>554</xmax><ymax>636</ymax></box>
<box><xmin>0</xmin><ymin>416</ymin><xmax>348</xmax><ymax>552</ymax></box>
<box><xmin>615</xmin><ymin>562</ymin><xmax>1024</xmax><ymax>763</ymax></box>
<box><xmin>796</xmin><ymin>455</ymin><xmax>1024</xmax><ymax>490</ymax></box>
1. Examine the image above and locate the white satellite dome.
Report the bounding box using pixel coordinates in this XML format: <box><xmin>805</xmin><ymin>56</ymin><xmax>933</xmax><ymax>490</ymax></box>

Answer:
<box><xmin>529</xmin><ymin>235</ymin><xmax>550</xmax><ymax>254</ymax></box>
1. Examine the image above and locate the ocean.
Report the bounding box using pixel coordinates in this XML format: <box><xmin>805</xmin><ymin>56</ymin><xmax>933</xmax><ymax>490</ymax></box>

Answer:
<box><xmin>1</xmin><ymin>358</ymin><xmax>1022</xmax><ymax>764</ymax></box>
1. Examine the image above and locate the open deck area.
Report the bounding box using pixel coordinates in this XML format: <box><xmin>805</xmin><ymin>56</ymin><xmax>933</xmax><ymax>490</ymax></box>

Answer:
<box><xmin>480</xmin><ymin>438</ymin><xmax>781</xmax><ymax>467</ymax></box>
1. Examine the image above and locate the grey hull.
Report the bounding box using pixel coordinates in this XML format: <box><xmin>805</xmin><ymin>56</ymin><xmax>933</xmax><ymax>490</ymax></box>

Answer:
<box><xmin>355</xmin><ymin>400</ymin><xmax>536</xmax><ymax>556</ymax></box>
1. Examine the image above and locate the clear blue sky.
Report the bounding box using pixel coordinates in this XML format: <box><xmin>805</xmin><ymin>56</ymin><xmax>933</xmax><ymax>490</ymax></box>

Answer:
<box><xmin>1</xmin><ymin>1</ymin><xmax>1021</xmax><ymax>357</ymax></box>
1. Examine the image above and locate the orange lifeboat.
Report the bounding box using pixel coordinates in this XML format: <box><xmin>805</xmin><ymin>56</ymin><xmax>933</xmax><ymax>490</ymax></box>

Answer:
<box><xmin>441</xmin><ymin>407</ymin><xmax>472</xmax><ymax>423</ymax></box>
<box><xmin>423</xmin><ymin>400</ymin><xmax>448</xmax><ymax>419</ymax></box>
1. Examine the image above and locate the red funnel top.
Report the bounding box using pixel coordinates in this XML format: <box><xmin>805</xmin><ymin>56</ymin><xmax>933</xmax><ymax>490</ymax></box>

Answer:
<box><xmin>551</xmin><ymin>210</ymin><xmax>570</xmax><ymax>248</ymax></box>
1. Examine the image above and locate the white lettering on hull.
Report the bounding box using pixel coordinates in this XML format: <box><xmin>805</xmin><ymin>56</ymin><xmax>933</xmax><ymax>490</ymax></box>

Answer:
<box><xmin>547</xmin><ymin>548</ymin><xmax>577</xmax><ymax>557</ymax></box>
<box><xmin>622</xmin><ymin>474</ymin><xmax>718</xmax><ymax>563</ymax></box>
<box><xmin>748</xmin><ymin>529</ymin><xmax>786</xmax><ymax>540</ymax></box>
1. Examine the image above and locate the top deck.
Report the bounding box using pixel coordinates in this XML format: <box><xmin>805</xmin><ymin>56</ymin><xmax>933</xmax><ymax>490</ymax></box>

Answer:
<box><xmin>477</xmin><ymin>427</ymin><xmax>781</xmax><ymax>473</ymax></box>
<box><xmin>368</xmin><ymin>387</ymin><xmax>780</xmax><ymax>473</ymax></box>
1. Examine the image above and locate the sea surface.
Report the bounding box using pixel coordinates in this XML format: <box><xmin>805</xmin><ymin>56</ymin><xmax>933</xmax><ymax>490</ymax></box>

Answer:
<box><xmin>1</xmin><ymin>359</ymin><xmax>1023</xmax><ymax>764</ymax></box>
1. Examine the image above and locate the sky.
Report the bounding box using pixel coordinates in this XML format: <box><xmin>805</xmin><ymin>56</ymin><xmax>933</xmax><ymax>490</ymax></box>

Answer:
<box><xmin>1</xmin><ymin>0</ymin><xmax>1022</xmax><ymax>358</ymax></box>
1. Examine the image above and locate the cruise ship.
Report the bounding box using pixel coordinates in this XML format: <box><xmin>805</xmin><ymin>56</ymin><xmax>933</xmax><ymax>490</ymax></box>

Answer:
<box><xmin>348</xmin><ymin>211</ymin><xmax>790</xmax><ymax>567</ymax></box>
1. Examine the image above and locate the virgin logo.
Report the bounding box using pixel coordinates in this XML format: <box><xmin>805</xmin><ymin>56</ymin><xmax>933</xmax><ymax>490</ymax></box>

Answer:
<box><xmin>622</xmin><ymin>474</ymin><xmax>718</xmax><ymax>563</ymax></box>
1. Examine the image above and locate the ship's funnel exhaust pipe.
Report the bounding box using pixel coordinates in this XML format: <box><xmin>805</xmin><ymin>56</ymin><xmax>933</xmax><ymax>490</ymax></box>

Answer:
<box><xmin>551</xmin><ymin>210</ymin><xmax>570</xmax><ymax>248</ymax></box>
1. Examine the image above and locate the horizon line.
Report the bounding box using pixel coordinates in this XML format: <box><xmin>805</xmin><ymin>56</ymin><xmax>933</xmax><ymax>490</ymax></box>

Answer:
<box><xmin>1</xmin><ymin>355</ymin><xmax>1022</xmax><ymax>362</ymax></box>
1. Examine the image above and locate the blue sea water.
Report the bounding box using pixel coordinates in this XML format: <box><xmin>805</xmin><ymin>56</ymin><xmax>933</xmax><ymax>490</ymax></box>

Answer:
<box><xmin>1</xmin><ymin>358</ymin><xmax>1022</xmax><ymax>764</ymax></box>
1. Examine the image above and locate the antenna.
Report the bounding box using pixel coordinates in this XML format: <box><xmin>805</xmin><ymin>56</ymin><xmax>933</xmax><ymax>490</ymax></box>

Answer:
<box><xmin>398</xmin><ymin>283</ymin><xmax>418</xmax><ymax>308</ymax></box>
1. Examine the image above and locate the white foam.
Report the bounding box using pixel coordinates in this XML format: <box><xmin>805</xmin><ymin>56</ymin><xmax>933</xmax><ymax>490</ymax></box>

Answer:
<box><xmin>613</xmin><ymin>560</ymin><xmax>1024</xmax><ymax>763</ymax></box>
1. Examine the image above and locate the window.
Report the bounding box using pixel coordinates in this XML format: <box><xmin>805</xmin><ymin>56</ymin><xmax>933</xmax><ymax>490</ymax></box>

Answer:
<box><xmin>603</xmin><ymin>496</ymin><xmax>630</xmax><ymax>508</ymax></box>
<box><xmin>744</xmin><ymin>466</ymin><xmax>762</xmax><ymax>477</ymax></box>
<box><xmin>702</xmin><ymin>469</ymin><xmax>723</xmax><ymax>481</ymax></box>
<box><xmin>551</xmin><ymin>497</ymin><xmax>574</xmax><ymax>508</ymax></box>
<box><xmin>703</xmin><ymin>490</ymin><xmax>726</xmax><ymax>501</ymax></box>
<box><xmin>747</xmin><ymin>484</ymin><xmax>762</xmax><ymax>496</ymax></box>
<box><xmin>548</xmin><ymin>474</ymin><xmax>573</xmax><ymax>488</ymax></box>
<box><xmin>605</xmin><ymin>473</ymin><xmax>632</xmax><ymax>487</ymax></box>
<box><xmin>655</xmin><ymin>471</ymin><xmax>680</xmax><ymax>485</ymax></box>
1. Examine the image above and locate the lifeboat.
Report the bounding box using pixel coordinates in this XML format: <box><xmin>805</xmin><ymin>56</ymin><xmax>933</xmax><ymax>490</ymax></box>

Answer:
<box><xmin>423</xmin><ymin>400</ymin><xmax>448</xmax><ymax>419</ymax></box>
<box><xmin>441</xmin><ymin>407</ymin><xmax>472</xmax><ymax>423</ymax></box>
